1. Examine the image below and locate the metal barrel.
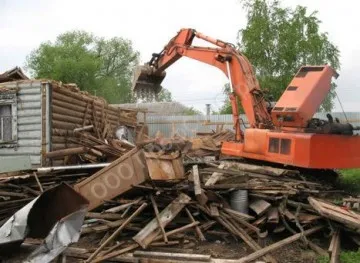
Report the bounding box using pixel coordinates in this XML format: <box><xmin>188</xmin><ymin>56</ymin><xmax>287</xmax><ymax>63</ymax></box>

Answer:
<box><xmin>230</xmin><ymin>190</ymin><xmax>248</xmax><ymax>214</ymax></box>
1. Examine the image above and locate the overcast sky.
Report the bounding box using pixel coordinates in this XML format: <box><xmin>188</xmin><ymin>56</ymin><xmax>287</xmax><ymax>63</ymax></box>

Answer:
<box><xmin>1</xmin><ymin>0</ymin><xmax>359</xmax><ymax>113</ymax></box>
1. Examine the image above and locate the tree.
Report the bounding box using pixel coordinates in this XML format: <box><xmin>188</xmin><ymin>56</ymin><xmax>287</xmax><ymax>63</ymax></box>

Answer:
<box><xmin>141</xmin><ymin>87</ymin><xmax>173</xmax><ymax>103</ymax></box>
<box><xmin>216</xmin><ymin>83</ymin><xmax>245</xmax><ymax>114</ymax></box>
<box><xmin>26</xmin><ymin>30</ymin><xmax>169</xmax><ymax>104</ymax></box>
<box><xmin>183</xmin><ymin>106</ymin><xmax>202</xmax><ymax>116</ymax></box>
<box><xmin>218</xmin><ymin>83</ymin><xmax>232</xmax><ymax>114</ymax></box>
<box><xmin>220</xmin><ymin>0</ymin><xmax>340</xmax><ymax>112</ymax></box>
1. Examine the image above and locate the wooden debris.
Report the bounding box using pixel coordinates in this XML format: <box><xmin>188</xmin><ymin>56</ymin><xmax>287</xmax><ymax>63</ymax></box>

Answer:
<box><xmin>133</xmin><ymin>250</ymin><xmax>211</xmax><ymax>262</ymax></box>
<box><xmin>33</xmin><ymin>172</ymin><xmax>43</xmax><ymax>192</ymax></box>
<box><xmin>236</xmin><ymin>225</ymin><xmax>324</xmax><ymax>263</ymax></box>
<box><xmin>205</xmin><ymin>163</ymin><xmax>225</xmax><ymax>186</ymax></box>
<box><xmin>193</xmin><ymin>165</ymin><xmax>208</xmax><ymax>205</ymax></box>
<box><xmin>145</xmin><ymin>151</ymin><xmax>185</xmax><ymax>180</ymax></box>
<box><xmin>210</xmin><ymin>203</ymin><xmax>220</xmax><ymax>217</ymax></box>
<box><xmin>133</xmin><ymin>193</ymin><xmax>191</xmax><ymax>248</ymax></box>
<box><xmin>86</xmin><ymin>203</ymin><xmax>147</xmax><ymax>262</ymax></box>
<box><xmin>328</xmin><ymin>229</ymin><xmax>341</xmax><ymax>263</ymax></box>
<box><xmin>267</xmin><ymin>207</ymin><xmax>279</xmax><ymax>224</ymax></box>
<box><xmin>221</xmin><ymin>161</ymin><xmax>299</xmax><ymax>177</ymax></box>
<box><xmin>3</xmin><ymin>132</ymin><xmax>360</xmax><ymax>263</ymax></box>
<box><xmin>150</xmin><ymin>194</ymin><xmax>168</xmax><ymax>243</ymax></box>
<box><xmin>185</xmin><ymin>208</ymin><xmax>206</xmax><ymax>241</ymax></box>
<box><xmin>223</xmin><ymin>207</ymin><xmax>255</xmax><ymax>221</ymax></box>
<box><xmin>249</xmin><ymin>199</ymin><xmax>271</xmax><ymax>216</ymax></box>
<box><xmin>309</xmin><ymin>197</ymin><xmax>360</xmax><ymax>230</ymax></box>
<box><xmin>92</xmin><ymin>243</ymin><xmax>139</xmax><ymax>263</ymax></box>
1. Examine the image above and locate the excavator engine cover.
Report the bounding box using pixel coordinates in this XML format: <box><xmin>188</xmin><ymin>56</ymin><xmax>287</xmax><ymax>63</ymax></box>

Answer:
<box><xmin>271</xmin><ymin>65</ymin><xmax>338</xmax><ymax>128</ymax></box>
<box><xmin>132</xmin><ymin>64</ymin><xmax>165</xmax><ymax>100</ymax></box>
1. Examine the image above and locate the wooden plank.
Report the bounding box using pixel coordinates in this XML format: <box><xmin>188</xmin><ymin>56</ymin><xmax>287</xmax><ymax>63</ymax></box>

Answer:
<box><xmin>236</xmin><ymin>225</ymin><xmax>324</xmax><ymax>263</ymax></box>
<box><xmin>205</xmin><ymin>163</ymin><xmax>225</xmax><ymax>186</ymax></box>
<box><xmin>85</xmin><ymin>203</ymin><xmax>147</xmax><ymax>262</ymax></box>
<box><xmin>249</xmin><ymin>199</ymin><xmax>271</xmax><ymax>216</ymax></box>
<box><xmin>220</xmin><ymin>161</ymin><xmax>298</xmax><ymax>176</ymax></box>
<box><xmin>150</xmin><ymin>194</ymin><xmax>168</xmax><ymax>243</ymax></box>
<box><xmin>223</xmin><ymin>208</ymin><xmax>255</xmax><ymax>221</ymax></box>
<box><xmin>210</xmin><ymin>203</ymin><xmax>220</xmax><ymax>217</ymax></box>
<box><xmin>133</xmin><ymin>251</ymin><xmax>211</xmax><ymax>262</ymax></box>
<box><xmin>81</xmin><ymin>219</ymin><xmax>125</xmax><ymax>234</ymax></box>
<box><xmin>217</xmin><ymin>216</ymin><xmax>277</xmax><ymax>263</ymax></box>
<box><xmin>185</xmin><ymin>208</ymin><xmax>206</xmax><ymax>241</ymax></box>
<box><xmin>329</xmin><ymin>229</ymin><xmax>341</xmax><ymax>263</ymax></box>
<box><xmin>133</xmin><ymin>193</ymin><xmax>191</xmax><ymax>249</ymax></box>
<box><xmin>193</xmin><ymin>165</ymin><xmax>208</xmax><ymax>205</ymax></box>
<box><xmin>309</xmin><ymin>197</ymin><xmax>360</xmax><ymax>229</ymax></box>
<box><xmin>267</xmin><ymin>207</ymin><xmax>279</xmax><ymax>224</ymax></box>
<box><xmin>86</xmin><ymin>212</ymin><xmax>124</xmax><ymax>220</ymax></box>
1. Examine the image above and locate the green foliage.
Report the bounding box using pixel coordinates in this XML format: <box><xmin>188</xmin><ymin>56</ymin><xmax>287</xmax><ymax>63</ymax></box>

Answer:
<box><xmin>318</xmin><ymin>250</ymin><xmax>360</xmax><ymax>263</ymax></box>
<box><xmin>236</xmin><ymin>0</ymin><xmax>340</xmax><ymax>112</ymax></box>
<box><xmin>142</xmin><ymin>87</ymin><xmax>173</xmax><ymax>103</ymax></box>
<box><xmin>340</xmin><ymin>251</ymin><xmax>360</xmax><ymax>263</ymax></box>
<box><xmin>218</xmin><ymin>83</ymin><xmax>244</xmax><ymax>114</ymax></box>
<box><xmin>339</xmin><ymin>169</ymin><xmax>360</xmax><ymax>194</ymax></box>
<box><xmin>183</xmin><ymin>106</ymin><xmax>203</xmax><ymax>116</ymax></box>
<box><xmin>26</xmin><ymin>30</ymin><xmax>146</xmax><ymax>103</ymax></box>
<box><xmin>157</xmin><ymin>88</ymin><xmax>173</xmax><ymax>102</ymax></box>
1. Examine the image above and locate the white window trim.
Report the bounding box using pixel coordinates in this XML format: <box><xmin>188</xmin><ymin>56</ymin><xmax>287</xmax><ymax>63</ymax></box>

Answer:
<box><xmin>0</xmin><ymin>92</ymin><xmax>17</xmax><ymax>146</ymax></box>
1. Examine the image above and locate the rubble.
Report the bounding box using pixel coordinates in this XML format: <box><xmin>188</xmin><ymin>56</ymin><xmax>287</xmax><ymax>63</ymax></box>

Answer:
<box><xmin>0</xmin><ymin>131</ymin><xmax>360</xmax><ymax>263</ymax></box>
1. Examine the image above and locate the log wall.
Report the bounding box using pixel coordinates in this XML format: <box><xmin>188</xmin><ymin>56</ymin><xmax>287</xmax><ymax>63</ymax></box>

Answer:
<box><xmin>49</xmin><ymin>82</ymin><xmax>138</xmax><ymax>164</ymax></box>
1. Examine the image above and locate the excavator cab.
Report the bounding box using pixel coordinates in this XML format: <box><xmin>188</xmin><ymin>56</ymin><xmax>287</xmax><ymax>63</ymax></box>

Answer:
<box><xmin>132</xmin><ymin>64</ymin><xmax>165</xmax><ymax>100</ymax></box>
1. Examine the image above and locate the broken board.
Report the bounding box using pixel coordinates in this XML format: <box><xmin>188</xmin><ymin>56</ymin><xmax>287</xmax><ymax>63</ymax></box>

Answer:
<box><xmin>309</xmin><ymin>197</ymin><xmax>360</xmax><ymax>231</ymax></box>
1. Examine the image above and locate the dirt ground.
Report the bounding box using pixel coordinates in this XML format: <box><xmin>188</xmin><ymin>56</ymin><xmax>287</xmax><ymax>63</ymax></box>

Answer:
<box><xmin>1</xmin><ymin>237</ymin><xmax>321</xmax><ymax>263</ymax></box>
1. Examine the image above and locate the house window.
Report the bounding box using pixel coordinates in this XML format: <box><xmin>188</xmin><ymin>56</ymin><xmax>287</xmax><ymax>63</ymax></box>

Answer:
<box><xmin>0</xmin><ymin>91</ymin><xmax>17</xmax><ymax>146</ymax></box>
<box><xmin>0</xmin><ymin>105</ymin><xmax>12</xmax><ymax>142</ymax></box>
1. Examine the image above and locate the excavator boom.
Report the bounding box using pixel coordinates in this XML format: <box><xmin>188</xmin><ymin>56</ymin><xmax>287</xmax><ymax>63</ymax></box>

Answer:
<box><xmin>132</xmin><ymin>28</ymin><xmax>273</xmax><ymax>141</ymax></box>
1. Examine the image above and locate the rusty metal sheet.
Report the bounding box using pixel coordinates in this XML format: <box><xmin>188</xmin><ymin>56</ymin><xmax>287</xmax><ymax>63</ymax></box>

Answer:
<box><xmin>74</xmin><ymin>148</ymin><xmax>149</xmax><ymax>211</ymax></box>
<box><xmin>0</xmin><ymin>183</ymin><xmax>89</xmax><ymax>261</ymax></box>
<box><xmin>26</xmin><ymin>208</ymin><xmax>87</xmax><ymax>263</ymax></box>
<box><xmin>144</xmin><ymin>151</ymin><xmax>185</xmax><ymax>180</ymax></box>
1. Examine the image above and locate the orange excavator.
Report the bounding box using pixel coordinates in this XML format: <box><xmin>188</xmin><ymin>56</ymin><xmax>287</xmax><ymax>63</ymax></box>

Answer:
<box><xmin>132</xmin><ymin>28</ymin><xmax>360</xmax><ymax>169</ymax></box>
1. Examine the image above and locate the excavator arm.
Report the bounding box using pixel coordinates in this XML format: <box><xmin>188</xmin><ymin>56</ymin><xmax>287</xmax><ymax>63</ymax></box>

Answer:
<box><xmin>132</xmin><ymin>28</ymin><xmax>273</xmax><ymax>141</ymax></box>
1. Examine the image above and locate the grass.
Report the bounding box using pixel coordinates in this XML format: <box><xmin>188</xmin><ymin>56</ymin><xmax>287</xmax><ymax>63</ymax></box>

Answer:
<box><xmin>316</xmin><ymin>169</ymin><xmax>360</xmax><ymax>263</ymax></box>
<box><xmin>339</xmin><ymin>169</ymin><xmax>360</xmax><ymax>194</ymax></box>
<box><xmin>317</xmin><ymin>251</ymin><xmax>360</xmax><ymax>263</ymax></box>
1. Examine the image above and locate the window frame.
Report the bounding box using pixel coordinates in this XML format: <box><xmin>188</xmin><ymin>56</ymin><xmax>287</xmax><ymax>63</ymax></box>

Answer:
<box><xmin>0</xmin><ymin>91</ymin><xmax>17</xmax><ymax>147</ymax></box>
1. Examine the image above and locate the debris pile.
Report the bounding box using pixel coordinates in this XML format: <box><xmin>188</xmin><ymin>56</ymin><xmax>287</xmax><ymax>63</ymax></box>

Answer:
<box><xmin>188</xmin><ymin>130</ymin><xmax>235</xmax><ymax>158</ymax></box>
<box><xmin>0</xmin><ymin>134</ymin><xmax>359</xmax><ymax>262</ymax></box>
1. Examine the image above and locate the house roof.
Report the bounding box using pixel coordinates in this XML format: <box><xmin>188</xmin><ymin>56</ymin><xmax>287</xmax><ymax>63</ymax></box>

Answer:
<box><xmin>0</xmin><ymin>67</ymin><xmax>29</xmax><ymax>83</ymax></box>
